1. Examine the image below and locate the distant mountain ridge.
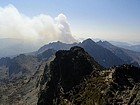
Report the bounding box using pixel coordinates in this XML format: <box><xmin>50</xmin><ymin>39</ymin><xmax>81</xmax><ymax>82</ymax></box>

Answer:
<box><xmin>37</xmin><ymin>41</ymin><xmax>77</xmax><ymax>54</ymax></box>
<box><xmin>79</xmin><ymin>39</ymin><xmax>124</xmax><ymax>68</ymax></box>
<box><xmin>110</xmin><ymin>41</ymin><xmax>140</xmax><ymax>52</ymax></box>
<box><xmin>0</xmin><ymin>48</ymin><xmax>56</xmax><ymax>82</ymax></box>
<box><xmin>0</xmin><ymin>54</ymin><xmax>38</xmax><ymax>82</ymax></box>
<box><xmin>97</xmin><ymin>40</ymin><xmax>140</xmax><ymax>67</ymax></box>
<box><xmin>37</xmin><ymin>38</ymin><xmax>140</xmax><ymax>68</ymax></box>
<box><xmin>0</xmin><ymin>39</ymin><xmax>139</xmax><ymax>81</ymax></box>
<box><xmin>0</xmin><ymin>38</ymin><xmax>40</xmax><ymax>58</ymax></box>
<box><xmin>1</xmin><ymin>38</ymin><xmax>132</xmax><ymax>82</ymax></box>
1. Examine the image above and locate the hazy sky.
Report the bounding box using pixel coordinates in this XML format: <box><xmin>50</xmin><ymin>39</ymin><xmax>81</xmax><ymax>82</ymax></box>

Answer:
<box><xmin>0</xmin><ymin>0</ymin><xmax>140</xmax><ymax>43</ymax></box>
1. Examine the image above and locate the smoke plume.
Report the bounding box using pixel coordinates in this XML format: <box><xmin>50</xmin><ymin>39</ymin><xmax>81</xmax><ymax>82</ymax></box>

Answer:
<box><xmin>0</xmin><ymin>4</ymin><xmax>76</xmax><ymax>45</ymax></box>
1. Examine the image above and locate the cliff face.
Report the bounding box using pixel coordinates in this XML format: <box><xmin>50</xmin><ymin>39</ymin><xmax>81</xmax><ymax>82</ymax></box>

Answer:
<box><xmin>37</xmin><ymin>46</ymin><xmax>140</xmax><ymax>105</ymax></box>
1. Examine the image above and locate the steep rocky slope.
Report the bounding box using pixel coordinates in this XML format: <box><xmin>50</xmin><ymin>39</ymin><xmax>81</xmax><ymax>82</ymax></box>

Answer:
<box><xmin>0</xmin><ymin>49</ymin><xmax>56</xmax><ymax>105</ymax></box>
<box><xmin>0</xmin><ymin>54</ymin><xmax>38</xmax><ymax>82</ymax></box>
<box><xmin>37</xmin><ymin>49</ymin><xmax>56</xmax><ymax>61</ymax></box>
<box><xmin>0</xmin><ymin>56</ymin><xmax>55</xmax><ymax>105</ymax></box>
<box><xmin>63</xmin><ymin>64</ymin><xmax>140</xmax><ymax>105</ymax></box>
<box><xmin>37</xmin><ymin>46</ymin><xmax>140</xmax><ymax>105</ymax></box>
<box><xmin>0</xmin><ymin>48</ymin><xmax>57</xmax><ymax>82</ymax></box>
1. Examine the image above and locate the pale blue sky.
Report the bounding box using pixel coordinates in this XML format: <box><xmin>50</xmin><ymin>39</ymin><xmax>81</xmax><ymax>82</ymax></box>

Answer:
<box><xmin>0</xmin><ymin>0</ymin><xmax>140</xmax><ymax>42</ymax></box>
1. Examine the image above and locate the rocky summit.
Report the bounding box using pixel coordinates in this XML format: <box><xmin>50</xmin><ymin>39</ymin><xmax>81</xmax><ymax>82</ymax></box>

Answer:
<box><xmin>37</xmin><ymin>46</ymin><xmax>102</xmax><ymax>105</ymax></box>
<box><xmin>37</xmin><ymin>46</ymin><xmax>140</xmax><ymax>105</ymax></box>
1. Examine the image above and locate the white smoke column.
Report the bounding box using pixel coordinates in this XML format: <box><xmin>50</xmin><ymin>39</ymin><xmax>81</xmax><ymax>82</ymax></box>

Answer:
<box><xmin>55</xmin><ymin>14</ymin><xmax>75</xmax><ymax>43</ymax></box>
<box><xmin>0</xmin><ymin>4</ymin><xmax>76</xmax><ymax>45</ymax></box>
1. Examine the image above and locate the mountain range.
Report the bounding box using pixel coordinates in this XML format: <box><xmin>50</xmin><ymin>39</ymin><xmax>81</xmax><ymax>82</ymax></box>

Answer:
<box><xmin>37</xmin><ymin>38</ymin><xmax>140</xmax><ymax>68</ymax></box>
<box><xmin>0</xmin><ymin>38</ymin><xmax>140</xmax><ymax>83</ymax></box>
<box><xmin>0</xmin><ymin>39</ymin><xmax>140</xmax><ymax>105</ymax></box>
<box><xmin>0</xmin><ymin>38</ymin><xmax>140</xmax><ymax>58</ymax></box>
<box><xmin>0</xmin><ymin>46</ymin><xmax>140</xmax><ymax>105</ymax></box>
<box><xmin>1</xmin><ymin>38</ymin><xmax>140</xmax><ymax>81</ymax></box>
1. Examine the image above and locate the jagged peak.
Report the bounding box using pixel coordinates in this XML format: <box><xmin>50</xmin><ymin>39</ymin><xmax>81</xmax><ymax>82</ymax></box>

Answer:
<box><xmin>82</xmin><ymin>38</ymin><xmax>96</xmax><ymax>44</ymax></box>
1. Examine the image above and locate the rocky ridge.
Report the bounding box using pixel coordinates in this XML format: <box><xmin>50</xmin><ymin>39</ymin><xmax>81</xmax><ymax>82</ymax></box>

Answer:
<box><xmin>37</xmin><ymin>46</ymin><xmax>140</xmax><ymax>105</ymax></box>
